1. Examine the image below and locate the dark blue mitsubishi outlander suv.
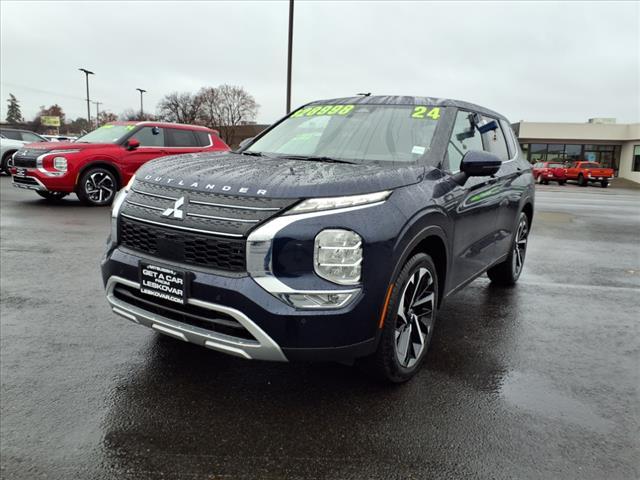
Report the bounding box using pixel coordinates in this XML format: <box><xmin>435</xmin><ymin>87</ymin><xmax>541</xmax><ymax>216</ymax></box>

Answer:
<box><xmin>101</xmin><ymin>96</ymin><xmax>534</xmax><ymax>382</ymax></box>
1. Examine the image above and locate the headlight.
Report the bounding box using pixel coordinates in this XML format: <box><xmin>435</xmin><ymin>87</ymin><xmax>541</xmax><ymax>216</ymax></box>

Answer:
<box><xmin>53</xmin><ymin>157</ymin><xmax>67</xmax><ymax>171</ymax></box>
<box><xmin>286</xmin><ymin>190</ymin><xmax>391</xmax><ymax>215</ymax></box>
<box><xmin>314</xmin><ymin>229</ymin><xmax>362</xmax><ymax>285</ymax></box>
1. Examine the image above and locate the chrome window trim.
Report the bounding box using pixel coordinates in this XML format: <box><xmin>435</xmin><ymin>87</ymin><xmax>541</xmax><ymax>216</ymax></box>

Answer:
<box><xmin>106</xmin><ymin>275</ymin><xmax>287</xmax><ymax>361</ymax></box>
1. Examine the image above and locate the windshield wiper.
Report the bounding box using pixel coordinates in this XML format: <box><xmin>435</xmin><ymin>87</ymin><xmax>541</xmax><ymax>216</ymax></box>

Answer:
<box><xmin>279</xmin><ymin>154</ymin><xmax>356</xmax><ymax>164</ymax></box>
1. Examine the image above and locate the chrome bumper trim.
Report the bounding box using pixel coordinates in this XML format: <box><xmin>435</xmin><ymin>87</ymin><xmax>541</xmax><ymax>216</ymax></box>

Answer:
<box><xmin>105</xmin><ymin>275</ymin><xmax>287</xmax><ymax>362</ymax></box>
<box><xmin>12</xmin><ymin>175</ymin><xmax>47</xmax><ymax>191</ymax></box>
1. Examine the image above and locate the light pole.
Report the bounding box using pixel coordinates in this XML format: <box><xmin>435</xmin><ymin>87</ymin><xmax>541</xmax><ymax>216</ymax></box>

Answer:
<box><xmin>79</xmin><ymin>68</ymin><xmax>94</xmax><ymax>127</ymax></box>
<box><xmin>136</xmin><ymin>88</ymin><xmax>147</xmax><ymax>119</ymax></box>
<box><xmin>286</xmin><ymin>0</ymin><xmax>294</xmax><ymax>113</ymax></box>
<box><xmin>93</xmin><ymin>101</ymin><xmax>102</xmax><ymax>126</ymax></box>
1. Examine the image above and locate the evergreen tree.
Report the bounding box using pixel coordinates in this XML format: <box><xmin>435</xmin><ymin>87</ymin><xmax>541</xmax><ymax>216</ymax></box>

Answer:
<box><xmin>6</xmin><ymin>94</ymin><xmax>23</xmax><ymax>124</ymax></box>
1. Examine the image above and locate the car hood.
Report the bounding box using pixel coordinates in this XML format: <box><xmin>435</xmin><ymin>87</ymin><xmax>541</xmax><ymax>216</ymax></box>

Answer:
<box><xmin>21</xmin><ymin>141</ymin><xmax>112</xmax><ymax>151</ymax></box>
<box><xmin>135</xmin><ymin>151</ymin><xmax>426</xmax><ymax>198</ymax></box>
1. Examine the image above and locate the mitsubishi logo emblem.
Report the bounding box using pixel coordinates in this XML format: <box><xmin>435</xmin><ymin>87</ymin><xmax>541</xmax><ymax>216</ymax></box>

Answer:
<box><xmin>162</xmin><ymin>196</ymin><xmax>185</xmax><ymax>219</ymax></box>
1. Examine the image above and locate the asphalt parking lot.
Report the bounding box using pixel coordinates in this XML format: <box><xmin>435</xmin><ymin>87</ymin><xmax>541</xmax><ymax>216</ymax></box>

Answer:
<box><xmin>1</xmin><ymin>176</ymin><xmax>638</xmax><ymax>479</ymax></box>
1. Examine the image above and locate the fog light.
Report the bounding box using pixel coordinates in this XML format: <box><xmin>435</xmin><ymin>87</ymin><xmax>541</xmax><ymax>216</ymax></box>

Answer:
<box><xmin>314</xmin><ymin>229</ymin><xmax>362</xmax><ymax>285</ymax></box>
<box><xmin>280</xmin><ymin>292</ymin><xmax>357</xmax><ymax>309</ymax></box>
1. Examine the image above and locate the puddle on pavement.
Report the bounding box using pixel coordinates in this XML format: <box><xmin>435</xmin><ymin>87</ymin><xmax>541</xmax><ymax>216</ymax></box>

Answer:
<box><xmin>500</xmin><ymin>371</ymin><xmax>613</xmax><ymax>433</ymax></box>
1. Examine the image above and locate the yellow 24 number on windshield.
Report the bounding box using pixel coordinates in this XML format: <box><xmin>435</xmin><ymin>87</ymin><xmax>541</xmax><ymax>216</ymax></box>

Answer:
<box><xmin>411</xmin><ymin>106</ymin><xmax>441</xmax><ymax>120</ymax></box>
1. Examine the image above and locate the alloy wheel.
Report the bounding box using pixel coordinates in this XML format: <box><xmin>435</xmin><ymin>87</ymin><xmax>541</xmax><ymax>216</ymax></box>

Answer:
<box><xmin>84</xmin><ymin>172</ymin><xmax>115</xmax><ymax>204</ymax></box>
<box><xmin>512</xmin><ymin>217</ymin><xmax>529</xmax><ymax>277</ymax></box>
<box><xmin>395</xmin><ymin>267</ymin><xmax>436</xmax><ymax>368</ymax></box>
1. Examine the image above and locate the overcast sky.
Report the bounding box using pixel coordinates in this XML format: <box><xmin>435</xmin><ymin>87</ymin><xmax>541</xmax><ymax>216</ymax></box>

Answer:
<box><xmin>1</xmin><ymin>1</ymin><xmax>638</xmax><ymax>125</ymax></box>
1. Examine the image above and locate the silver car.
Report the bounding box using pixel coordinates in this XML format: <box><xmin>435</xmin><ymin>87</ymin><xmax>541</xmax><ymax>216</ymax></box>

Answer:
<box><xmin>0</xmin><ymin>129</ymin><xmax>47</xmax><ymax>174</ymax></box>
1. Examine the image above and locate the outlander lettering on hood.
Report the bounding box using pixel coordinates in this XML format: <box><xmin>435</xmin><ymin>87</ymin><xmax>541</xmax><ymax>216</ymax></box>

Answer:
<box><xmin>141</xmin><ymin>174</ymin><xmax>268</xmax><ymax>196</ymax></box>
<box><xmin>102</xmin><ymin>95</ymin><xmax>535</xmax><ymax>383</ymax></box>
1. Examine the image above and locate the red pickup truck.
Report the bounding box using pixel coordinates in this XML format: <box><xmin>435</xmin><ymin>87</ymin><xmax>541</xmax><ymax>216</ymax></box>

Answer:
<box><xmin>565</xmin><ymin>161</ymin><xmax>614</xmax><ymax>188</ymax></box>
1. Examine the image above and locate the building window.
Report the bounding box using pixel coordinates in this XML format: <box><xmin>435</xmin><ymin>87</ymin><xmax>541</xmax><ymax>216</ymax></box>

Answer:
<box><xmin>633</xmin><ymin>145</ymin><xmax>640</xmax><ymax>172</ymax></box>
<box><xmin>530</xmin><ymin>143</ymin><xmax>547</xmax><ymax>163</ymax></box>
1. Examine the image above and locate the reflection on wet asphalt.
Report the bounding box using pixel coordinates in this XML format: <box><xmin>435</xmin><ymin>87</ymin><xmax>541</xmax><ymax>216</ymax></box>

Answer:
<box><xmin>1</xmin><ymin>177</ymin><xmax>638</xmax><ymax>479</ymax></box>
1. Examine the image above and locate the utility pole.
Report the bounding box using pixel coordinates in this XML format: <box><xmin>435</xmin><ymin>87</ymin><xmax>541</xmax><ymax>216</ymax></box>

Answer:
<box><xmin>93</xmin><ymin>101</ymin><xmax>102</xmax><ymax>127</ymax></box>
<box><xmin>286</xmin><ymin>0</ymin><xmax>294</xmax><ymax>114</ymax></box>
<box><xmin>79</xmin><ymin>68</ymin><xmax>94</xmax><ymax>126</ymax></box>
<box><xmin>136</xmin><ymin>88</ymin><xmax>147</xmax><ymax>119</ymax></box>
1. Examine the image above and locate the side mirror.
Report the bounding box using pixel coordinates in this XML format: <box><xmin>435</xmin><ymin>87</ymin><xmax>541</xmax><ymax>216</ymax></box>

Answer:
<box><xmin>451</xmin><ymin>150</ymin><xmax>502</xmax><ymax>185</ymax></box>
<box><xmin>126</xmin><ymin>138</ymin><xmax>140</xmax><ymax>151</ymax></box>
<box><xmin>238</xmin><ymin>137</ymin><xmax>254</xmax><ymax>149</ymax></box>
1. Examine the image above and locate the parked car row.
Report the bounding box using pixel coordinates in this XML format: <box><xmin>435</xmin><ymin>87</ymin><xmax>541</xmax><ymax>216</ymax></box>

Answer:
<box><xmin>532</xmin><ymin>160</ymin><xmax>614</xmax><ymax>187</ymax></box>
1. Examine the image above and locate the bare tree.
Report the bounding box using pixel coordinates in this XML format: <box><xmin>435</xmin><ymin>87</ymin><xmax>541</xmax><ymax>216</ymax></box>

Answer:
<box><xmin>157</xmin><ymin>92</ymin><xmax>203</xmax><ymax>124</ymax></box>
<box><xmin>119</xmin><ymin>109</ymin><xmax>155</xmax><ymax>121</ymax></box>
<box><xmin>197</xmin><ymin>85</ymin><xmax>258</xmax><ymax>144</ymax></box>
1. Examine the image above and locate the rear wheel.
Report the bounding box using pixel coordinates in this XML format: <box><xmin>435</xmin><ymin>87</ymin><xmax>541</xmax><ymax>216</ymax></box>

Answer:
<box><xmin>601</xmin><ymin>180</ymin><xmax>609</xmax><ymax>188</ymax></box>
<box><xmin>365</xmin><ymin>253</ymin><xmax>438</xmax><ymax>383</ymax></box>
<box><xmin>76</xmin><ymin>167</ymin><xmax>117</xmax><ymax>206</ymax></box>
<box><xmin>487</xmin><ymin>212</ymin><xmax>529</xmax><ymax>286</ymax></box>
<box><xmin>36</xmin><ymin>191</ymin><xmax>69</xmax><ymax>201</ymax></box>
<box><xmin>578</xmin><ymin>174</ymin><xmax>588</xmax><ymax>186</ymax></box>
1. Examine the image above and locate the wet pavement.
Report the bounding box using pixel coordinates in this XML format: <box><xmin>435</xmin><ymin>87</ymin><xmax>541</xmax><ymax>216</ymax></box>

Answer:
<box><xmin>1</xmin><ymin>176</ymin><xmax>638</xmax><ymax>479</ymax></box>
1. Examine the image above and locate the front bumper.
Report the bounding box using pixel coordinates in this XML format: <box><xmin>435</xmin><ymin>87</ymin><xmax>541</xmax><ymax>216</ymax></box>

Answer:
<box><xmin>10</xmin><ymin>167</ymin><xmax>74</xmax><ymax>192</ymax></box>
<box><xmin>101</xmin><ymin>247</ymin><xmax>383</xmax><ymax>362</ymax></box>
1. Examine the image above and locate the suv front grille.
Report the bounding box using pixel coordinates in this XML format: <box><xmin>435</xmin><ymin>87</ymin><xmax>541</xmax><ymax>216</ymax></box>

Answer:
<box><xmin>120</xmin><ymin>216</ymin><xmax>246</xmax><ymax>272</ymax></box>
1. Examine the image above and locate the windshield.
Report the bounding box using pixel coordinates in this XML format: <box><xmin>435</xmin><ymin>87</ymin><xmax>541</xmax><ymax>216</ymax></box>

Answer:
<box><xmin>75</xmin><ymin>124</ymin><xmax>135</xmax><ymax>144</ymax></box>
<box><xmin>547</xmin><ymin>163</ymin><xmax>564</xmax><ymax>168</ymax></box>
<box><xmin>247</xmin><ymin>104</ymin><xmax>445</xmax><ymax>164</ymax></box>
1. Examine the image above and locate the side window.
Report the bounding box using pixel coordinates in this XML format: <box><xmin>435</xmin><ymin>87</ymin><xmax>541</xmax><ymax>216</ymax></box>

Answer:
<box><xmin>480</xmin><ymin>116</ymin><xmax>509</xmax><ymax>161</ymax></box>
<box><xmin>1</xmin><ymin>130</ymin><xmax>22</xmax><ymax>140</ymax></box>
<box><xmin>447</xmin><ymin>111</ymin><xmax>483</xmax><ymax>172</ymax></box>
<box><xmin>500</xmin><ymin>120</ymin><xmax>518</xmax><ymax>158</ymax></box>
<box><xmin>168</xmin><ymin>128</ymin><xmax>198</xmax><ymax>147</ymax></box>
<box><xmin>194</xmin><ymin>131</ymin><xmax>211</xmax><ymax>147</ymax></box>
<box><xmin>132</xmin><ymin>127</ymin><xmax>165</xmax><ymax>147</ymax></box>
<box><xmin>21</xmin><ymin>132</ymin><xmax>44</xmax><ymax>143</ymax></box>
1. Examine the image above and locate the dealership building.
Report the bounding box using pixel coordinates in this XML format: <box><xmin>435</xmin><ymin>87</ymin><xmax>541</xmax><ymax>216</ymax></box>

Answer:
<box><xmin>513</xmin><ymin>119</ymin><xmax>640</xmax><ymax>184</ymax></box>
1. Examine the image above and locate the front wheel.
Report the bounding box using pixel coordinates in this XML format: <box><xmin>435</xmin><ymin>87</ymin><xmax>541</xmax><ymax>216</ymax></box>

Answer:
<box><xmin>36</xmin><ymin>191</ymin><xmax>69</xmax><ymax>201</ymax></box>
<box><xmin>365</xmin><ymin>253</ymin><xmax>438</xmax><ymax>383</ymax></box>
<box><xmin>1</xmin><ymin>151</ymin><xmax>16</xmax><ymax>174</ymax></box>
<box><xmin>76</xmin><ymin>167</ymin><xmax>118</xmax><ymax>206</ymax></box>
<box><xmin>578</xmin><ymin>174</ymin><xmax>588</xmax><ymax>187</ymax></box>
<box><xmin>487</xmin><ymin>212</ymin><xmax>529</xmax><ymax>286</ymax></box>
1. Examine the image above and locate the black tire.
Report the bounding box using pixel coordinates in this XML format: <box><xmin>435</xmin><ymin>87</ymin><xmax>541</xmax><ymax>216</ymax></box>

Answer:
<box><xmin>76</xmin><ymin>167</ymin><xmax>118</xmax><ymax>206</ymax></box>
<box><xmin>36</xmin><ymin>191</ymin><xmax>69</xmax><ymax>201</ymax></box>
<box><xmin>487</xmin><ymin>212</ymin><xmax>530</xmax><ymax>286</ymax></box>
<box><xmin>365</xmin><ymin>253</ymin><xmax>439</xmax><ymax>383</ymax></box>
<box><xmin>578</xmin><ymin>174</ymin><xmax>587</xmax><ymax>187</ymax></box>
<box><xmin>1</xmin><ymin>150</ymin><xmax>16</xmax><ymax>174</ymax></box>
<box><xmin>601</xmin><ymin>180</ymin><xmax>609</xmax><ymax>188</ymax></box>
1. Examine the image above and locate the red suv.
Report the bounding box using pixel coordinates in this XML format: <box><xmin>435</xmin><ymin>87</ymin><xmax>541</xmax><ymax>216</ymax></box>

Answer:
<box><xmin>532</xmin><ymin>161</ymin><xmax>567</xmax><ymax>185</ymax></box>
<box><xmin>10</xmin><ymin>122</ymin><xmax>229</xmax><ymax>205</ymax></box>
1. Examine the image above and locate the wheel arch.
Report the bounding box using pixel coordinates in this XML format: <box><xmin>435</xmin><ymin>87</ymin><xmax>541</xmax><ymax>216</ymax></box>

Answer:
<box><xmin>76</xmin><ymin>161</ymin><xmax>123</xmax><ymax>189</ymax></box>
<box><xmin>393</xmin><ymin>225</ymin><xmax>449</xmax><ymax>308</ymax></box>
